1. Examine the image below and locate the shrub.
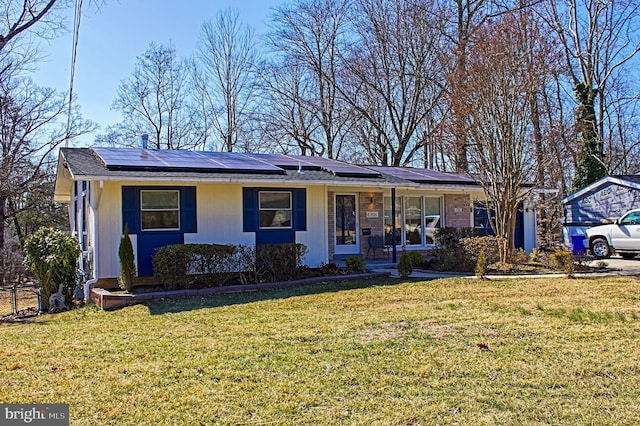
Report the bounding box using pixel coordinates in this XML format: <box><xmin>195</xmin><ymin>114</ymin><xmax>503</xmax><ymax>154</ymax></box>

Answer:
<box><xmin>461</xmin><ymin>236</ymin><xmax>500</xmax><ymax>266</ymax></box>
<box><xmin>550</xmin><ymin>249</ymin><xmax>575</xmax><ymax>277</ymax></box>
<box><xmin>475</xmin><ymin>250</ymin><xmax>488</xmax><ymax>279</ymax></box>
<box><xmin>153</xmin><ymin>243</ymin><xmax>309</xmax><ymax>289</ymax></box>
<box><xmin>153</xmin><ymin>244</ymin><xmax>237</xmax><ymax>290</ymax></box>
<box><xmin>345</xmin><ymin>256</ymin><xmax>365</xmax><ymax>273</ymax></box>
<box><xmin>509</xmin><ymin>248</ymin><xmax>529</xmax><ymax>265</ymax></box>
<box><xmin>528</xmin><ymin>248</ymin><xmax>540</xmax><ymax>262</ymax></box>
<box><xmin>406</xmin><ymin>251</ymin><xmax>424</xmax><ymax>268</ymax></box>
<box><xmin>432</xmin><ymin>228</ymin><xmax>498</xmax><ymax>273</ymax></box>
<box><xmin>318</xmin><ymin>262</ymin><xmax>342</xmax><ymax>276</ymax></box>
<box><xmin>398</xmin><ymin>249</ymin><xmax>423</xmax><ymax>278</ymax></box>
<box><xmin>398</xmin><ymin>248</ymin><xmax>413</xmax><ymax>278</ymax></box>
<box><xmin>435</xmin><ymin>227</ymin><xmax>475</xmax><ymax>249</ymax></box>
<box><xmin>23</xmin><ymin>227</ymin><xmax>80</xmax><ymax>310</ymax></box>
<box><xmin>432</xmin><ymin>227</ymin><xmax>475</xmax><ymax>271</ymax></box>
<box><xmin>118</xmin><ymin>224</ymin><xmax>136</xmax><ymax>292</ymax></box>
<box><xmin>255</xmin><ymin>243</ymin><xmax>308</xmax><ymax>282</ymax></box>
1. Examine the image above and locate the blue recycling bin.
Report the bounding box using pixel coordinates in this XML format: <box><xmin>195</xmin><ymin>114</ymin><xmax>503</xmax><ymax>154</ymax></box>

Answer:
<box><xmin>570</xmin><ymin>235</ymin><xmax>586</xmax><ymax>255</ymax></box>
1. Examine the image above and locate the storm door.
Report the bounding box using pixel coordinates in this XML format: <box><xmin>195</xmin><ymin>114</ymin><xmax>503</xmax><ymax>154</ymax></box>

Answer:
<box><xmin>335</xmin><ymin>194</ymin><xmax>359</xmax><ymax>254</ymax></box>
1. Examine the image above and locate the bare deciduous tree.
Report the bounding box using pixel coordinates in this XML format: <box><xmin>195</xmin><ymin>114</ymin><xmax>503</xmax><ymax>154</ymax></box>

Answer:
<box><xmin>0</xmin><ymin>76</ymin><xmax>94</xmax><ymax>283</ymax></box>
<box><xmin>545</xmin><ymin>0</ymin><xmax>640</xmax><ymax>189</ymax></box>
<box><xmin>457</xmin><ymin>11</ymin><xmax>546</xmax><ymax>262</ymax></box>
<box><xmin>339</xmin><ymin>0</ymin><xmax>447</xmax><ymax>166</ymax></box>
<box><xmin>106</xmin><ymin>42</ymin><xmax>204</xmax><ymax>150</ymax></box>
<box><xmin>195</xmin><ymin>8</ymin><xmax>258</xmax><ymax>152</ymax></box>
<box><xmin>266</xmin><ymin>0</ymin><xmax>351</xmax><ymax>159</ymax></box>
<box><xmin>256</xmin><ymin>60</ymin><xmax>323</xmax><ymax>155</ymax></box>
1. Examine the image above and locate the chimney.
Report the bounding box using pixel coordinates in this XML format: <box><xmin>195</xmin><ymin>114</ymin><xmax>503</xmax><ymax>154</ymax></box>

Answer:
<box><xmin>141</xmin><ymin>133</ymin><xmax>149</xmax><ymax>149</ymax></box>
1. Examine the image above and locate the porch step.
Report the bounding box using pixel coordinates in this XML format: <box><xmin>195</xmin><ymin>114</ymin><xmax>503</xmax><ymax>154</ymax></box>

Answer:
<box><xmin>332</xmin><ymin>253</ymin><xmax>363</xmax><ymax>263</ymax></box>
<box><xmin>365</xmin><ymin>261</ymin><xmax>397</xmax><ymax>270</ymax></box>
<box><xmin>332</xmin><ymin>253</ymin><xmax>396</xmax><ymax>270</ymax></box>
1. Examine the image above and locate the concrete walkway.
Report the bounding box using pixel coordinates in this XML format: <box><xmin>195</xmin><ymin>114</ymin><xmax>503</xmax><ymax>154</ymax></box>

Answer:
<box><xmin>378</xmin><ymin>256</ymin><xmax>640</xmax><ymax>279</ymax></box>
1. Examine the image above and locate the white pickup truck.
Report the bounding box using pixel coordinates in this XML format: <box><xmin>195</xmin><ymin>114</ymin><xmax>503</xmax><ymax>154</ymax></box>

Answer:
<box><xmin>586</xmin><ymin>209</ymin><xmax>640</xmax><ymax>259</ymax></box>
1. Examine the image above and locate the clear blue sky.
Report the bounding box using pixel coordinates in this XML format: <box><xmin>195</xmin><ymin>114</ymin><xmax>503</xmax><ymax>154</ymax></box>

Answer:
<box><xmin>31</xmin><ymin>0</ymin><xmax>284</xmax><ymax>144</ymax></box>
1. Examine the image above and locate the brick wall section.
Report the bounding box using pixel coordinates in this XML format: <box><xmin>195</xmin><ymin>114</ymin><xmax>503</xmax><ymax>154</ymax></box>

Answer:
<box><xmin>444</xmin><ymin>194</ymin><xmax>472</xmax><ymax>228</ymax></box>
<box><xmin>358</xmin><ymin>192</ymin><xmax>384</xmax><ymax>257</ymax></box>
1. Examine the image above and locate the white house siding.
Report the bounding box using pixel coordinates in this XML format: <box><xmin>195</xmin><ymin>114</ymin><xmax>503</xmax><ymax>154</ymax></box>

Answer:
<box><xmin>90</xmin><ymin>181</ymin><xmax>331</xmax><ymax>280</ymax></box>
<box><xmin>185</xmin><ymin>183</ymin><xmax>328</xmax><ymax>267</ymax></box>
<box><xmin>184</xmin><ymin>184</ymin><xmax>252</xmax><ymax>246</ymax></box>
<box><xmin>94</xmin><ymin>180</ymin><xmax>124</xmax><ymax>280</ymax></box>
<box><xmin>293</xmin><ymin>185</ymin><xmax>328</xmax><ymax>267</ymax></box>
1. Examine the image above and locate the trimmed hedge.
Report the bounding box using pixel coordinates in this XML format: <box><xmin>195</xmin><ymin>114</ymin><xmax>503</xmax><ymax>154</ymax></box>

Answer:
<box><xmin>153</xmin><ymin>243</ymin><xmax>308</xmax><ymax>290</ymax></box>
<box><xmin>153</xmin><ymin>244</ymin><xmax>237</xmax><ymax>290</ymax></box>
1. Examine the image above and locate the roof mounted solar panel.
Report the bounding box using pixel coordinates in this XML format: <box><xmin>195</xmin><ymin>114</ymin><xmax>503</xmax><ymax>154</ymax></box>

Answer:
<box><xmin>197</xmin><ymin>152</ymin><xmax>285</xmax><ymax>172</ymax></box>
<box><xmin>249</xmin><ymin>153</ymin><xmax>323</xmax><ymax>170</ymax></box>
<box><xmin>91</xmin><ymin>148</ymin><xmax>285</xmax><ymax>174</ymax></box>
<box><xmin>368</xmin><ymin>166</ymin><xmax>477</xmax><ymax>184</ymax></box>
<box><xmin>285</xmin><ymin>155</ymin><xmax>382</xmax><ymax>178</ymax></box>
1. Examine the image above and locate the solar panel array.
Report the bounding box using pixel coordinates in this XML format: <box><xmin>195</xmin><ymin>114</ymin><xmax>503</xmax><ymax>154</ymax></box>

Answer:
<box><xmin>285</xmin><ymin>155</ymin><xmax>382</xmax><ymax>178</ymax></box>
<box><xmin>93</xmin><ymin>148</ymin><xmax>284</xmax><ymax>174</ymax></box>
<box><xmin>92</xmin><ymin>148</ymin><xmax>383</xmax><ymax>178</ymax></box>
<box><xmin>368</xmin><ymin>166</ymin><xmax>477</xmax><ymax>184</ymax></box>
<box><xmin>91</xmin><ymin>148</ymin><xmax>476</xmax><ymax>183</ymax></box>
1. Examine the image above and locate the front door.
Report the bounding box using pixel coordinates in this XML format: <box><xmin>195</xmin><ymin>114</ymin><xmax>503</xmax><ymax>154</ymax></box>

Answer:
<box><xmin>335</xmin><ymin>194</ymin><xmax>359</xmax><ymax>254</ymax></box>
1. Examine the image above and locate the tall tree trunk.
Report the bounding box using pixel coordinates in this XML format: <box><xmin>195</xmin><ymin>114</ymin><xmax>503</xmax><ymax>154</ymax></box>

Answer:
<box><xmin>572</xmin><ymin>83</ymin><xmax>606</xmax><ymax>190</ymax></box>
<box><xmin>452</xmin><ymin>44</ymin><xmax>469</xmax><ymax>173</ymax></box>
<box><xmin>0</xmin><ymin>194</ymin><xmax>6</xmax><ymax>285</ymax></box>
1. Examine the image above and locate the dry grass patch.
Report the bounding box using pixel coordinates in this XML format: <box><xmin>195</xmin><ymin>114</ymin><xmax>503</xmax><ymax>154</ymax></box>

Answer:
<box><xmin>1</xmin><ymin>275</ymin><xmax>640</xmax><ymax>425</ymax></box>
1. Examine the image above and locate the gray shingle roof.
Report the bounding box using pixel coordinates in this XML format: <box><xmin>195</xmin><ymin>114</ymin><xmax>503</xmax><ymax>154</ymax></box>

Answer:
<box><xmin>60</xmin><ymin>148</ymin><xmax>414</xmax><ymax>186</ymax></box>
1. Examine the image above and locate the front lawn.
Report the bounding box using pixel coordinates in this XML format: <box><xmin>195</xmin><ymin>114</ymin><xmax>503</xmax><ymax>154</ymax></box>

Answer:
<box><xmin>1</xmin><ymin>275</ymin><xmax>640</xmax><ymax>425</ymax></box>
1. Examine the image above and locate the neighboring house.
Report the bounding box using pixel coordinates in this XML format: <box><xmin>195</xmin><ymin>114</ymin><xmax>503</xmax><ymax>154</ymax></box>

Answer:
<box><xmin>54</xmin><ymin>147</ymin><xmax>539</xmax><ymax>295</ymax></box>
<box><xmin>562</xmin><ymin>175</ymin><xmax>640</xmax><ymax>245</ymax></box>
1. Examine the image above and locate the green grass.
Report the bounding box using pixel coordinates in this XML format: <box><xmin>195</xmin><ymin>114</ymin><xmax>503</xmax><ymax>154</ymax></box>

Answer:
<box><xmin>2</xmin><ymin>275</ymin><xmax>640</xmax><ymax>425</ymax></box>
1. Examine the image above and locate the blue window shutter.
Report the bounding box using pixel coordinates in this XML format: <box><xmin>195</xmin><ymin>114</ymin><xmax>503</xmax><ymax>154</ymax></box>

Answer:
<box><xmin>293</xmin><ymin>188</ymin><xmax>307</xmax><ymax>231</ymax></box>
<box><xmin>181</xmin><ymin>186</ymin><xmax>197</xmax><ymax>233</ymax></box>
<box><xmin>122</xmin><ymin>186</ymin><xmax>140</xmax><ymax>233</ymax></box>
<box><xmin>243</xmin><ymin>187</ymin><xmax>257</xmax><ymax>232</ymax></box>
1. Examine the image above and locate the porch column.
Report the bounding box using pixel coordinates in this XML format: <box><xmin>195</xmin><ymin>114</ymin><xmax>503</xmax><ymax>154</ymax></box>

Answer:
<box><xmin>391</xmin><ymin>187</ymin><xmax>397</xmax><ymax>263</ymax></box>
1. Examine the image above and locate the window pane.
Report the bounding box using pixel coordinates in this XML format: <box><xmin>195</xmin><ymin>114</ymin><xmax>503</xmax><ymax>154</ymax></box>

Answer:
<box><xmin>621</xmin><ymin>212</ymin><xmax>640</xmax><ymax>225</ymax></box>
<box><xmin>405</xmin><ymin>197</ymin><xmax>422</xmax><ymax>245</ymax></box>
<box><xmin>142</xmin><ymin>191</ymin><xmax>179</xmax><ymax>209</ymax></box>
<box><xmin>259</xmin><ymin>192</ymin><xmax>291</xmax><ymax>209</ymax></box>
<box><xmin>142</xmin><ymin>211</ymin><xmax>179</xmax><ymax>229</ymax></box>
<box><xmin>424</xmin><ymin>197</ymin><xmax>441</xmax><ymax>244</ymax></box>
<box><xmin>260</xmin><ymin>210</ymin><xmax>292</xmax><ymax>228</ymax></box>
<box><xmin>384</xmin><ymin>196</ymin><xmax>402</xmax><ymax>245</ymax></box>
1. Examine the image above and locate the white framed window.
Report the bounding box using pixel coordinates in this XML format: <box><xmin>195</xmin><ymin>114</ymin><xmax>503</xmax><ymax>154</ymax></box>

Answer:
<box><xmin>405</xmin><ymin>196</ymin><xmax>423</xmax><ymax>246</ymax></box>
<box><xmin>259</xmin><ymin>191</ymin><xmax>292</xmax><ymax>228</ymax></box>
<box><xmin>424</xmin><ymin>197</ymin><xmax>441</xmax><ymax>245</ymax></box>
<box><xmin>141</xmin><ymin>190</ymin><xmax>180</xmax><ymax>230</ymax></box>
<box><xmin>384</xmin><ymin>195</ymin><xmax>442</xmax><ymax>246</ymax></box>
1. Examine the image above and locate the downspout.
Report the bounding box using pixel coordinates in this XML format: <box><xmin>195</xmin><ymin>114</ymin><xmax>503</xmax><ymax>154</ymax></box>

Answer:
<box><xmin>84</xmin><ymin>216</ymin><xmax>98</xmax><ymax>301</ymax></box>
<box><xmin>391</xmin><ymin>187</ymin><xmax>397</xmax><ymax>263</ymax></box>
